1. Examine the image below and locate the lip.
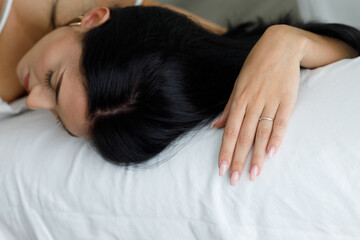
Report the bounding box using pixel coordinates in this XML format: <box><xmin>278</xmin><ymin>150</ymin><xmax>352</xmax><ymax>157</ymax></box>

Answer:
<box><xmin>24</xmin><ymin>73</ymin><xmax>30</xmax><ymax>93</ymax></box>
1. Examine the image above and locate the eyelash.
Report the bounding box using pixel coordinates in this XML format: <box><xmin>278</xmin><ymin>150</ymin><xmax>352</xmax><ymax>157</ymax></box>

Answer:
<box><xmin>44</xmin><ymin>70</ymin><xmax>54</xmax><ymax>89</ymax></box>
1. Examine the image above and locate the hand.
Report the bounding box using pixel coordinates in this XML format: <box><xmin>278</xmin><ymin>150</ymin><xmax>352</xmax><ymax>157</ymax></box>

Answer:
<box><xmin>211</xmin><ymin>25</ymin><xmax>306</xmax><ymax>185</ymax></box>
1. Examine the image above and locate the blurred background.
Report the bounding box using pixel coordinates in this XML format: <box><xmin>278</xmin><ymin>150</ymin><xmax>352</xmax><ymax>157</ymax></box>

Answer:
<box><xmin>158</xmin><ymin>0</ymin><xmax>360</xmax><ymax>28</ymax></box>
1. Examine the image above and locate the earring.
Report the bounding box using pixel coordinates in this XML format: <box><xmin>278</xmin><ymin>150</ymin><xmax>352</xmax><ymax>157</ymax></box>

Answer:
<box><xmin>68</xmin><ymin>16</ymin><xmax>84</xmax><ymax>27</ymax></box>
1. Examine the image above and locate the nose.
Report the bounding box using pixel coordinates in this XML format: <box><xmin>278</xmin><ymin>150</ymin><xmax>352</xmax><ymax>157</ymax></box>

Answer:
<box><xmin>25</xmin><ymin>85</ymin><xmax>56</xmax><ymax>110</ymax></box>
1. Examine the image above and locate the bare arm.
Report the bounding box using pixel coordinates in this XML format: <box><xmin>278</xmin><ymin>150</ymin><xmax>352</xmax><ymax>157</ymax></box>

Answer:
<box><xmin>139</xmin><ymin>1</ymin><xmax>357</xmax><ymax>57</ymax></box>
<box><xmin>300</xmin><ymin>29</ymin><xmax>358</xmax><ymax>68</ymax></box>
<box><xmin>266</xmin><ymin>24</ymin><xmax>358</xmax><ymax>69</ymax></box>
<box><xmin>213</xmin><ymin>24</ymin><xmax>359</xmax><ymax>185</ymax></box>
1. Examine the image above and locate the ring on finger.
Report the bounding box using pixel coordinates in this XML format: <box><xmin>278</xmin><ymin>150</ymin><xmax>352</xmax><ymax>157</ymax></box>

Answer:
<box><xmin>258</xmin><ymin>117</ymin><xmax>274</xmax><ymax>122</ymax></box>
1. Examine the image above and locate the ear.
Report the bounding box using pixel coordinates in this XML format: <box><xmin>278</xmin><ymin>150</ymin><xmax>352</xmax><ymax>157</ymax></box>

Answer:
<box><xmin>81</xmin><ymin>7</ymin><xmax>110</xmax><ymax>30</ymax></box>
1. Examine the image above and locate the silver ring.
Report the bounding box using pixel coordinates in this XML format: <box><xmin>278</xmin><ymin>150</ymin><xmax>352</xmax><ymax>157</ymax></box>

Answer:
<box><xmin>259</xmin><ymin>117</ymin><xmax>273</xmax><ymax>121</ymax></box>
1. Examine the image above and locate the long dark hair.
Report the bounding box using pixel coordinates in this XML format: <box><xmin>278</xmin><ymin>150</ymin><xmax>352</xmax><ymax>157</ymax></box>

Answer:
<box><xmin>81</xmin><ymin>6</ymin><xmax>360</xmax><ymax>166</ymax></box>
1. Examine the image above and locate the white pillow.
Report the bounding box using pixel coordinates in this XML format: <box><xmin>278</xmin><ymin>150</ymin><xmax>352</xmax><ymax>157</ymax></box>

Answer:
<box><xmin>1</xmin><ymin>57</ymin><xmax>360</xmax><ymax>239</ymax></box>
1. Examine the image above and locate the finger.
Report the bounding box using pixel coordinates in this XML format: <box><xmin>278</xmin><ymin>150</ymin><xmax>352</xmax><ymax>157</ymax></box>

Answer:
<box><xmin>229</xmin><ymin>105</ymin><xmax>262</xmax><ymax>186</ymax></box>
<box><xmin>211</xmin><ymin>90</ymin><xmax>235</xmax><ymax>129</ymax></box>
<box><xmin>249</xmin><ymin>105</ymin><xmax>278</xmax><ymax>181</ymax></box>
<box><xmin>266</xmin><ymin>100</ymin><xmax>295</xmax><ymax>160</ymax></box>
<box><xmin>218</xmin><ymin>98</ymin><xmax>247</xmax><ymax>176</ymax></box>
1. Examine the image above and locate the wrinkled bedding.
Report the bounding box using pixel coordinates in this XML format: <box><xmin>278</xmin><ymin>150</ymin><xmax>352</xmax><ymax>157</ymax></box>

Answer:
<box><xmin>0</xmin><ymin>58</ymin><xmax>360</xmax><ymax>239</ymax></box>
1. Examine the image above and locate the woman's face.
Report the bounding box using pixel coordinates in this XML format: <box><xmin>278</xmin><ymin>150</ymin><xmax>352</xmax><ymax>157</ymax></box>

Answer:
<box><xmin>16</xmin><ymin>26</ymin><xmax>89</xmax><ymax>137</ymax></box>
<box><xmin>16</xmin><ymin>7</ymin><xmax>110</xmax><ymax>137</ymax></box>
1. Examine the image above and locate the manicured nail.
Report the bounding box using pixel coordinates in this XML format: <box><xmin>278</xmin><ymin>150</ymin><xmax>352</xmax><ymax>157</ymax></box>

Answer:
<box><xmin>268</xmin><ymin>146</ymin><xmax>276</xmax><ymax>159</ymax></box>
<box><xmin>249</xmin><ymin>165</ymin><xmax>259</xmax><ymax>181</ymax></box>
<box><xmin>219</xmin><ymin>161</ymin><xmax>228</xmax><ymax>177</ymax></box>
<box><xmin>230</xmin><ymin>171</ymin><xmax>240</xmax><ymax>186</ymax></box>
<box><xmin>210</xmin><ymin>116</ymin><xmax>221</xmax><ymax>129</ymax></box>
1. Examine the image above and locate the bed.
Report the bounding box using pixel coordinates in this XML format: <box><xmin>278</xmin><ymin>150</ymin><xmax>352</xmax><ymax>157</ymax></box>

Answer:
<box><xmin>1</xmin><ymin>54</ymin><xmax>360</xmax><ymax>238</ymax></box>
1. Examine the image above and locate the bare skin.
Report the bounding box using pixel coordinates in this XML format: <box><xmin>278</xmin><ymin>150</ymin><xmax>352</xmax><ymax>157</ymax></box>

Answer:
<box><xmin>0</xmin><ymin>1</ymin><xmax>358</xmax><ymax>184</ymax></box>
<box><xmin>212</xmin><ymin>25</ymin><xmax>358</xmax><ymax>185</ymax></box>
<box><xmin>0</xmin><ymin>0</ymin><xmax>225</xmax><ymax>102</ymax></box>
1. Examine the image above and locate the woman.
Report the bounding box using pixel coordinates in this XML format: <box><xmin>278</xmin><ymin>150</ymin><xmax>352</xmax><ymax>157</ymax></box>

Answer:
<box><xmin>0</xmin><ymin>0</ymin><xmax>225</xmax><ymax>102</ymax></box>
<box><xmin>2</xmin><ymin>1</ymin><xmax>358</xmax><ymax>186</ymax></box>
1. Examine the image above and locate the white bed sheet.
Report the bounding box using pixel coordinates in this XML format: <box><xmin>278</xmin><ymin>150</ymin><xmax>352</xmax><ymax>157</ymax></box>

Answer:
<box><xmin>0</xmin><ymin>57</ymin><xmax>360</xmax><ymax>239</ymax></box>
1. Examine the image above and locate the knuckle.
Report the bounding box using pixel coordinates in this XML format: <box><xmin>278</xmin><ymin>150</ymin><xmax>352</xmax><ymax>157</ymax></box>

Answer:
<box><xmin>238</xmin><ymin>133</ymin><xmax>253</xmax><ymax>146</ymax></box>
<box><xmin>251</xmin><ymin>153</ymin><xmax>264</xmax><ymax>164</ymax></box>
<box><xmin>274</xmin><ymin>119</ymin><xmax>287</xmax><ymax>129</ymax></box>
<box><xmin>231</xmin><ymin>159</ymin><xmax>245</xmax><ymax>171</ymax></box>
<box><xmin>251</xmin><ymin>93</ymin><xmax>263</xmax><ymax>106</ymax></box>
<box><xmin>233</xmin><ymin>95</ymin><xmax>246</xmax><ymax>108</ymax></box>
<box><xmin>254</xmin><ymin>89</ymin><xmax>263</xmax><ymax>99</ymax></box>
<box><xmin>224</xmin><ymin>126</ymin><xmax>239</xmax><ymax>139</ymax></box>
<box><xmin>257</xmin><ymin>126</ymin><xmax>271</xmax><ymax>139</ymax></box>
<box><xmin>270</xmin><ymin>133</ymin><xmax>282</xmax><ymax>144</ymax></box>
<box><xmin>219</xmin><ymin>149</ymin><xmax>234</xmax><ymax>161</ymax></box>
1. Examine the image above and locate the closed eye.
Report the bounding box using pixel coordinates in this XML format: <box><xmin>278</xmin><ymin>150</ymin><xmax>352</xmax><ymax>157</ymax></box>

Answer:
<box><xmin>44</xmin><ymin>69</ymin><xmax>64</xmax><ymax>105</ymax></box>
<box><xmin>44</xmin><ymin>70</ymin><xmax>54</xmax><ymax>89</ymax></box>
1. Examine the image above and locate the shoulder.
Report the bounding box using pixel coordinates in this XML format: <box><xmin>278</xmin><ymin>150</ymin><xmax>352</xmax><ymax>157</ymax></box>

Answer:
<box><xmin>12</xmin><ymin>0</ymin><xmax>53</xmax><ymax>33</ymax></box>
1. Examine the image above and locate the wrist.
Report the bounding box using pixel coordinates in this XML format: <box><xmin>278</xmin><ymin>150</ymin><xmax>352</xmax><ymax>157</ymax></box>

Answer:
<box><xmin>264</xmin><ymin>24</ymin><xmax>308</xmax><ymax>63</ymax></box>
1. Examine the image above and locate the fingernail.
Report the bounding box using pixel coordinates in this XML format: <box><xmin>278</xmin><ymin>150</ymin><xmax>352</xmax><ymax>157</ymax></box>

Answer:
<box><xmin>249</xmin><ymin>165</ymin><xmax>259</xmax><ymax>181</ymax></box>
<box><xmin>268</xmin><ymin>146</ymin><xmax>276</xmax><ymax>159</ymax></box>
<box><xmin>210</xmin><ymin>116</ymin><xmax>221</xmax><ymax>129</ymax></box>
<box><xmin>230</xmin><ymin>171</ymin><xmax>240</xmax><ymax>186</ymax></box>
<box><xmin>219</xmin><ymin>161</ymin><xmax>228</xmax><ymax>176</ymax></box>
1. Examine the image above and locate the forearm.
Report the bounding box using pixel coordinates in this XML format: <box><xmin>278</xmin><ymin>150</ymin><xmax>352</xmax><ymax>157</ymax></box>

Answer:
<box><xmin>268</xmin><ymin>24</ymin><xmax>358</xmax><ymax>69</ymax></box>
<box><xmin>300</xmin><ymin>28</ymin><xmax>358</xmax><ymax>68</ymax></box>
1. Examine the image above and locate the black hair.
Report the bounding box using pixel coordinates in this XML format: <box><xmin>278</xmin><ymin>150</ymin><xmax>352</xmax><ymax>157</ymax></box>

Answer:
<box><xmin>81</xmin><ymin>6</ymin><xmax>360</xmax><ymax>166</ymax></box>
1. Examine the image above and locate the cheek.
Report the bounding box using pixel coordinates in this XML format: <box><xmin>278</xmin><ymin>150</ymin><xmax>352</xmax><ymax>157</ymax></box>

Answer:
<box><xmin>59</xmin><ymin>101</ymin><xmax>90</xmax><ymax>137</ymax></box>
